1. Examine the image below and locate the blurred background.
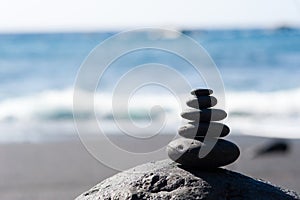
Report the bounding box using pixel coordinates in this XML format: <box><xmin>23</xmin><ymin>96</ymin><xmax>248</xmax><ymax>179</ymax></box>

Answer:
<box><xmin>0</xmin><ymin>0</ymin><xmax>300</xmax><ymax>199</ymax></box>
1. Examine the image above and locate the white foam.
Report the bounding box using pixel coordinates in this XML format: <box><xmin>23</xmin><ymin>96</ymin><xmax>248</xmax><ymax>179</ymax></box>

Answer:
<box><xmin>227</xmin><ymin>89</ymin><xmax>300</xmax><ymax>117</ymax></box>
<box><xmin>0</xmin><ymin>87</ymin><xmax>300</xmax><ymax>141</ymax></box>
<box><xmin>226</xmin><ymin>88</ymin><xmax>300</xmax><ymax>138</ymax></box>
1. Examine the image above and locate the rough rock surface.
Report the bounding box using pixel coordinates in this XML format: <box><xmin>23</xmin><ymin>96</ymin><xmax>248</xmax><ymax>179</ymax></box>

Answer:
<box><xmin>76</xmin><ymin>160</ymin><xmax>300</xmax><ymax>200</ymax></box>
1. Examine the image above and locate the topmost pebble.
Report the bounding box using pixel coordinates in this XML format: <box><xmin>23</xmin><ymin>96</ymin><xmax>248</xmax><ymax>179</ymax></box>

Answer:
<box><xmin>191</xmin><ymin>88</ymin><xmax>213</xmax><ymax>96</ymax></box>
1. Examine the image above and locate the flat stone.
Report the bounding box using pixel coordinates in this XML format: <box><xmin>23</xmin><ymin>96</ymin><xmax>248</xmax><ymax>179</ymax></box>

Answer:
<box><xmin>181</xmin><ymin>109</ymin><xmax>227</xmax><ymax>122</ymax></box>
<box><xmin>178</xmin><ymin>122</ymin><xmax>230</xmax><ymax>139</ymax></box>
<box><xmin>76</xmin><ymin>160</ymin><xmax>300</xmax><ymax>200</ymax></box>
<box><xmin>167</xmin><ymin>138</ymin><xmax>240</xmax><ymax>169</ymax></box>
<box><xmin>191</xmin><ymin>88</ymin><xmax>213</xmax><ymax>96</ymax></box>
<box><xmin>186</xmin><ymin>96</ymin><xmax>217</xmax><ymax>109</ymax></box>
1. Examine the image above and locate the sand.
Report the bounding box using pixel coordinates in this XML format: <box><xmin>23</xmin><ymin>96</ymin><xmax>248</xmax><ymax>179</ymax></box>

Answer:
<box><xmin>0</xmin><ymin>135</ymin><xmax>299</xmax><ymax>200</ymax></box>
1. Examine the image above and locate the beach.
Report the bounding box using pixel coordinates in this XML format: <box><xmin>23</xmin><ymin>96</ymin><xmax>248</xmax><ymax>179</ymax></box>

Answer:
<box><xmin>0</xmin><ymin>29</ymin><xmax>299</xmax><ymax>199</ymax></box>
<box><xmin>0</xmin><ymin>135</ymin><xmax>299</xmax><ymax>200</ymax></box>
<box><xmin>0</xmin><ymin>0</ymin><xmax>299</xmax><ymax>197</ymax></box>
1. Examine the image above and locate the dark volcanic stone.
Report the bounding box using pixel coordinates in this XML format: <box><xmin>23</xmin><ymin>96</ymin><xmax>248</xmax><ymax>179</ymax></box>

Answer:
<box><xmin>178</xmin><ymin>122</ymin><xmax>230</xmax><ymax>139</ymax></box>
<box><xmin>181</xmin><ymin>109</ymin><xmax>227</xmax><ymax>122</ymax></box>
<box><xmin>186</xmin><ymin>96</ymin><xmax>217</xmax><ymax>109</ymax></box>
<box><xmin>76</xmin><ymin>160</ymin><xmax>300</xmax><ymax>200</ymax></box>
<box><xmin>167</xmin><ymin>138</ymin><xmax>240</xmax><ymax>168</ymax></box>
<box><xmin>191</xmin><ymin>88</ymin><xmax>213</xmax><ymax>96</ymax></box>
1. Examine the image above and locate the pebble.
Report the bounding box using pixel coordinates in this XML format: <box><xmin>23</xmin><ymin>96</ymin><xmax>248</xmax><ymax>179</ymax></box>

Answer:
<box><xmin>191</xmin><ymin>89</ymin><xmax>213</xmax><ymax>96</ymax></box>
<box><xmin>186</xmin><ymin>96</ymin><xmax>217</xmax><ymax>109</ymax></box>
<box><xmin>181</xmin><ymin>109</ymin><xmax>227</xmax><ymax>122</ymax></box>
<box><xmin>167</xmin><ymin>138</ymin><xmax>240</xmax><ymax>168</ymax></box>
<box><xmin>178</xmin><ymin>122</ymin><xmax>230</xmax><ymax>139</ymax></box>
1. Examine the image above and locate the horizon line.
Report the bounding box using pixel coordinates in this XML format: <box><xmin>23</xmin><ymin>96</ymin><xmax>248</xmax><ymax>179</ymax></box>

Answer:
<box><xmin>1</xmin><ymin>24</ymin><xmax>300</xmax><ymax>34</ymax></box>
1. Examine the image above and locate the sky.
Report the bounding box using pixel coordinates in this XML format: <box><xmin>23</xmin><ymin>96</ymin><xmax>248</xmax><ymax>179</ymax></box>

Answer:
<box><xmin>0</xmin><ymin>0</ymin><xmax>300</xmax><ymax>32</ymax></box>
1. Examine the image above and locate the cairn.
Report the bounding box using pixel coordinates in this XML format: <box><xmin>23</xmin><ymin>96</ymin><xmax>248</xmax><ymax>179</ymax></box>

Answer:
<box><xmin>167</xmin><ymin>89</ymin><xmax>240</xmax><ymax>169</ymax></box>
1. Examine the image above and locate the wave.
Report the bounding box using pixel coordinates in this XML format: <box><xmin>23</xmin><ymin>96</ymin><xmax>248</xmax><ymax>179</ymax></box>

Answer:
<box><xmin>0</xmin><ymin>87</ymin><xmax>300</xmax><ymax>140</ymax></box>
<box><xmin>0</xmin><ymin>88</ymin><xmax>180</xmax><ymax>121</ymax></box>
<box><xmin>226</xmin><ymin>89</ymin><xmax>300</xmax><ymax>138</ymax></box>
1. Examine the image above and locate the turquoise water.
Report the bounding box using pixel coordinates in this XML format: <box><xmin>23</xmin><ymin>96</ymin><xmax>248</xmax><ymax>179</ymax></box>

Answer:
<box><xmin>0</xmin><ymin>29</ymin><xmax>300</xmax><ymax>141</ymax></box>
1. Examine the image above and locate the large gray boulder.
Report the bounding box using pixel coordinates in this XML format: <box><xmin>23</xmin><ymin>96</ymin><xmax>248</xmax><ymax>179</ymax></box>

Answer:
<box><xmin>76</xmin><ymin>160</ymin><xmax>299</xmax><ymax>200</ymax></box>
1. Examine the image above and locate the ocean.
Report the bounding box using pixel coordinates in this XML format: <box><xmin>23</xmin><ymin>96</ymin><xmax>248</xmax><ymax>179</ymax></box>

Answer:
<box><xmin>0</xmin><ymin>28</ymin><xmax>300</xmax><ymax>142</ymax></box>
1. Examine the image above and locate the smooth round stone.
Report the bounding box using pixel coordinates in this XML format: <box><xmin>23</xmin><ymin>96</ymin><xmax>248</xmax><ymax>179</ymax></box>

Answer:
<box><xmin>181</xmin><ymin>109</ymin><xmax>227</xmax><ymax>122</ymax></box>
<box><xmin>167</xmin><ymin>138</ymin><xmax>240</xmax><ymax>168</ymax></box>
<box><xmin>178</xmin><ymin>122</ymin><xmax>230</xmax><ymax>139</ymax></box>
<box><xmin>191</xmin><ymin>89</ymin><xmax>213</xmax><ymax>96</ymax></box>
<box><xmin>186</xmin><ymin>96</ymin><xmax>217</xmax><ymax>109</ymax></box>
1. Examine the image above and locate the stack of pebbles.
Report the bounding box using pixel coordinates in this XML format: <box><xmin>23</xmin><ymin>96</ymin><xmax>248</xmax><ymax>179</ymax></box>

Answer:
<box><xmin>167</xmin><ymin>89</ymin><xmax>240</xmax><ymax>169</ymax></box>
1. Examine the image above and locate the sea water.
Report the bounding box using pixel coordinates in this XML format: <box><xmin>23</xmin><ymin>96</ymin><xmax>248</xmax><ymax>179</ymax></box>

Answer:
<box><xmin>0</xmin><ymin>29</ymin><xmax>299</xmax><ymax>142</ymax></box>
